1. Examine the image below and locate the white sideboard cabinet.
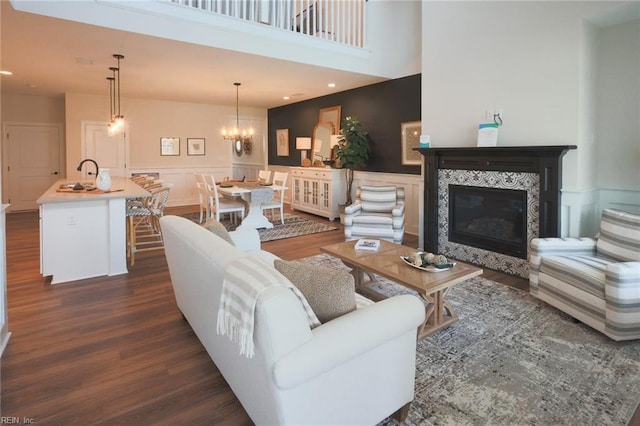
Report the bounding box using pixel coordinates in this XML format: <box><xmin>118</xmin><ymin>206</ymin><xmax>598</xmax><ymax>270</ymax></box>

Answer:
<box><xmin>290</xmin><ymin>167</ymin><xmax>346</xmax><ymax>221</ymax></box>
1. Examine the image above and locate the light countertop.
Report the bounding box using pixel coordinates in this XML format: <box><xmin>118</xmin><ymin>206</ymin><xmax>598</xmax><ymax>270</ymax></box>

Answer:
<box><xmin>37</xmin><ymin>177</ymin><xmax>150</xmax><ymax>204</ymax></box>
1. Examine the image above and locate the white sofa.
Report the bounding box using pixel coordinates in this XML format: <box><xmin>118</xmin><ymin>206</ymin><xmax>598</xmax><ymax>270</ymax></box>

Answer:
<box><xmin>159</xmin><ymin>215</ymin><xmax>426</xmax><ymax>425</ymax></box>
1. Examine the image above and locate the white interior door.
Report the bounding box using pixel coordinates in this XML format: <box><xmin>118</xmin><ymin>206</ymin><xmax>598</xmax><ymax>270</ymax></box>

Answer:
<box><xmin>4</xmin><ymin>123</ymin><xmax>61</xmax><ymax>211</ymax></box>
<box><xmin>82</xmin><ymin>121</ymin><xmax>128</xmax><ymax>178</ymax></box>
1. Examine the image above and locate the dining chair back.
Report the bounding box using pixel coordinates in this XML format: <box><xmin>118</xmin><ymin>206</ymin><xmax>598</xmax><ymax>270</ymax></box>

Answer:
<box><xmin>260</xmin><ymin>171</ymin><xmax>288</xmax><ymax>225</ymax></box>
<box><xmin>204</xmin><ymin>174</ymin><xmax>245</xmax><ymax>224</ymax></box>
<box><xmin>258</xmin><ymin>170</ymin><xmax>272</xmax><ymax>184</ymax></box>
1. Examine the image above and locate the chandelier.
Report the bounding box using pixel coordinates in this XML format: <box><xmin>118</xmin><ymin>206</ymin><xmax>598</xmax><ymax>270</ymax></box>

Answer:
<box><xmin>107</xmin><ymin>54</ymin><xmax>125</xmax><ymax>135</ymax></box>
<box><xmin>221</xmin><ymin>82</ymin><xmax>254</xmax><ymax>143</ymax></box>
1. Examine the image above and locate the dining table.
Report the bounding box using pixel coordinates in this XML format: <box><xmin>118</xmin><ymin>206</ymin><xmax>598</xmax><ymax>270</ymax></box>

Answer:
<box><xmin>217</xmin><ymin>181</ymin><xmax>284</xmax><ymax>230</ymax></box>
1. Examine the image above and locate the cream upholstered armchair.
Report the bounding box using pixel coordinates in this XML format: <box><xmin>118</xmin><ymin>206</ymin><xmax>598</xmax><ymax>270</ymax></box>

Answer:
<box><xmin>529</xmin><ymin>208</ymin><xmax>640</xmax><ymax>341</ymax></box>
<box><xmin>343</xmin><ymin>185</ymin><xmax>405</xmax><ymax>244</ymax></box>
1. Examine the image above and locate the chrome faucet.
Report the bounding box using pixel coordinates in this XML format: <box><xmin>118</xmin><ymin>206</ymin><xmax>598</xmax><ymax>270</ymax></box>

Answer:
<box><xmin>76</xmin><ymin>159</ymin><xmax>99</xmax><ymax>178</ymax></box>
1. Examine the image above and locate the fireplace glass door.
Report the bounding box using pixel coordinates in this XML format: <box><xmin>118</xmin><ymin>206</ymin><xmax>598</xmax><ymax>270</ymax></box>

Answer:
<box><xmin>448</xmin><ymin>185</ymin><xmax>528</xmax><ymax>258</ymax></box>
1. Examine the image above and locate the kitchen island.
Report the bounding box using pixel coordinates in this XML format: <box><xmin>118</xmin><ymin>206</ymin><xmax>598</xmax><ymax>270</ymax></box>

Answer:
<box><xmin>37</xmin><ymin>177</ymin><xmax>150</xmax><ymax>284</ymax></box>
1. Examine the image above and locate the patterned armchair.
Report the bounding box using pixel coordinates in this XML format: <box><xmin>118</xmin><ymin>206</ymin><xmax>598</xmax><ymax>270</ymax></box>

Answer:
<box><xmin>343</xmin><ymin>186</ymin><xmax>405</xmax><ymax>244</ymax></box>
<box><xmin>529</xmin><ymin>208</ymin><xmax>640</xmax><ymax>341</ymax></box>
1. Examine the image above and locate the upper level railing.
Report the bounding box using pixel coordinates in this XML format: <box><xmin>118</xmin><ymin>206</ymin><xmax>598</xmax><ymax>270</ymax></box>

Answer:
<box><xmin>169</xmin><ymin>0</ymin><xmax>366</xmax><ymax>48</ymax></box>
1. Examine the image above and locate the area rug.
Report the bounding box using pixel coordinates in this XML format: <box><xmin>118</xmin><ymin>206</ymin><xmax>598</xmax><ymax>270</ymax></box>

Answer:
<box><xmin>304</xmin><ymin>253</ymin><xmax>640</xmax><ymax>426</ymax></box>
<box><xmin>180</xmin><ymin>213</ymin><xmax>338</xmax><ymax>242</ymax></box>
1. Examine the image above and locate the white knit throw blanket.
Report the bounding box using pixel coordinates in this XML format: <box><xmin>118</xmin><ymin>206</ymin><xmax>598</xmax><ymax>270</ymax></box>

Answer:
<box><xmin>217</xmin><ymin>256</ymin><xmax>320</xmax><ymax>358</ymax></box>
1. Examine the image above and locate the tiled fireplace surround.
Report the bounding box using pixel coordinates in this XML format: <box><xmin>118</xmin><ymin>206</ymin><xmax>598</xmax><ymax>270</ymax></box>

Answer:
<box><xmin>419</xmin><ymin>146</ymin><xmax>576</xmax><ymax>278</ymax></box>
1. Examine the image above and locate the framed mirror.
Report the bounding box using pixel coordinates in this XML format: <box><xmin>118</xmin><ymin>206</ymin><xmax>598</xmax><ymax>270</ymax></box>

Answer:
<box><xmin>234</xmin><ymin>139</ymin><xmax>243</xmax><ymax>157</ymax></box>
<box><xmin>319</xmin><ymin>106</ymin><xmax>341</xmax><ymax>133</ymax></box>
<box><xmin>312</xmin><ymin>121</ymin><xmax>335</xmax><ymax>162</ymax></box>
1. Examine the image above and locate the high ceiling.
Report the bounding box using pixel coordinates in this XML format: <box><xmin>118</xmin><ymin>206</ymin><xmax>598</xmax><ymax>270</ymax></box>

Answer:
<box><xmin>0</xmin><ymin>1</ymin><xmax>387</xmax><ymax>109</ymax></box>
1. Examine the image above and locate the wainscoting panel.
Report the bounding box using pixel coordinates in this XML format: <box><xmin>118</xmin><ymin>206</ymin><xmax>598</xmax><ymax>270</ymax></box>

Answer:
<box><xmin>232</xmin><ymin>163</ymin><xmax>262</xmax><ymax>182</ymax></box>
<box><xmin>129</xmin><ymin>167</ymin><xmax>232</xmax><ymax>207</ymax></box>
<box><xmin>599</xmin><ymin>187</ymin><xmax>640</xmax><ymax>215</ymax></box>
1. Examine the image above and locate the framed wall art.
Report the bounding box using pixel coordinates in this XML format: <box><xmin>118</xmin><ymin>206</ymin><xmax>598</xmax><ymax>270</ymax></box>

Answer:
<box><xmin>187</xmin><ymin>138</ymin><xmax>205</xmax><ymax>156</ymax></box>
<box><xmin>276</xmin><ymin>128</ymin><xmax>289</xmax><ymax>156</ymax></box>
<box><xmin>401</xmin><ymin>121</ymin><xmax>422</xmax><ymax>165</ymax></box>
<box><xmin>160</xmin><ymin>137</ymin><xmax>180</xmax><ymax>156</ymax></box>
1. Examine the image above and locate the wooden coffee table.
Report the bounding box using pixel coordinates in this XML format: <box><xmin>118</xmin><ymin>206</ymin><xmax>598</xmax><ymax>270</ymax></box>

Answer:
<box><xmin>321</xmin><ymin>240</ymin><xmax>483</xmax><ymax>339</ymax></box>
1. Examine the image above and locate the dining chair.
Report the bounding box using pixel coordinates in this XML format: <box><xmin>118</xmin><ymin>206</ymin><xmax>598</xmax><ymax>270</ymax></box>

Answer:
<box><xmin>258</xmin><ymin>169</ymin><xmax>272</xmax><ymax>184</ymax></box>
<box><xmin>260</xmin><ymin>171</ymin><xmax>288</xmax><ymax>225</ymax></box>
<box><xmin>203</xmin><ymin>174</ymin><xmax>245</xmax><ymax>224</ymax></box>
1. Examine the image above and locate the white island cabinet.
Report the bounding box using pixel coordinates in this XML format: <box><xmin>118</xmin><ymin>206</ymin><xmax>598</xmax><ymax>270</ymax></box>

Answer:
<box><xmin>37</xmin><ymin>177</ymin><xmax>149</xmax><ymax>284</ymax></box>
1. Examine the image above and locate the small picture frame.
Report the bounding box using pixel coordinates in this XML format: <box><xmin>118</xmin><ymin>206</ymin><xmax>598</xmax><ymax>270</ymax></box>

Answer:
<box><xmin>276</xmin><ymin>128</ymin><xmax>289</xmax><ymax>156</ymax></box>
<box><xmin>401</xmin><ymin>121</ymin><xmax>422</xmax><ymax>165</ymax></box>
<box><xmin>161</xmin><ymin>137</ymin><xmax>180</xmax><ymax>156</ymax></box>
<box><xmin>187</xmin><ymin>138</ymin><xmax>206</xmax><ymax>156</ymax></box>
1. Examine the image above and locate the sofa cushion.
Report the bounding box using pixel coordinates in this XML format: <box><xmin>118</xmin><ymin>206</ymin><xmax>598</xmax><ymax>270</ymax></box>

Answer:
<box><xmin>596</xmin><ymin>209</ymin><xmax>640</xmax><ymax>262</ymax></box>
<box><xmin>360</xmin><ymin>186</ymin><xmax>397</xmax><ymax>212</ymax></box>
<box><xmin>274</xmin><ymin>259</ymin><xmax>356</xmax><ymax>323</ymax></box>
<box><xmin>202</xmin><ymin>219</ymin><xmax>235</xmax><ymax>246</ymax></box>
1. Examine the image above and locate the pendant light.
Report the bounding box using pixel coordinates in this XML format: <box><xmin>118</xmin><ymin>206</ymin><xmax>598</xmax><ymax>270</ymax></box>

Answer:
<box><xmin>107</xmin><ymin>54</ymin><xmax>125</xmax><ymax>135</ymax></box>
<box><xmin>221</xmin><ymin>82</ymin><xmax>254</xmax><ymax>144</ymax></box>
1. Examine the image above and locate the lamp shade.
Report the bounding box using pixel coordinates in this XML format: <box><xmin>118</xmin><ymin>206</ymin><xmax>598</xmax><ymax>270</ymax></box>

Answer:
<box><xmin>296</xmin><ymin>137</ymin><xmax>312</xmax><ymax>150</ymax></box>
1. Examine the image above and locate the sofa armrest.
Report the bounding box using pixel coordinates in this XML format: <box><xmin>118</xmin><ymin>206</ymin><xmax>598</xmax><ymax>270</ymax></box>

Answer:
<box><xmin>605</xmin><ymin>262</ymin><xmax>640</xmax><ymax>294</ymax></box>
<box><xmin>273</xmin><ymin>294</ymin><xmax>425</xmax><ymax>390</ymax></box>
<box><xmin>343</xmin><ymin>203</ymin><xmax>362</xmax><ymax>228</ymax></box>
<box><xmin>344</xmin><ymin>203</ymin><xmax>362</xmax><ymax>216</ymax></box>
<box><xmin>529</xmin><ymin>237</ymin><xmax>597</xmax><ymax>273</ymax></box>
<box><xmin>529</xmin><ymin>237</ymin><xmax>598</xmax><ymax>295</ymax></box>
<box><xmin>392</xmin><ymin>202</ymin><xmax>405</xmax><ymax>218</ymax></box>
<box><xmin>530</xmin><ymin>237</ymin><xmax>597</xmax><ymax>257</ymax></box>
<box><xmin>604</xmin><ymin>262</ymin><xmax>640</xmax><ymax>340</ymax></box>
<box><xmin>229</xmin><ymin>228</ymin><xmax>261</xmax><ymax>252</ymax></box>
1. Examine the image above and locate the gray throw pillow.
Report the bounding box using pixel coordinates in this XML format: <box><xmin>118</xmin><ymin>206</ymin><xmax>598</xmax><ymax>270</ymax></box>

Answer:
<box><xmin>202</xmin><ymin>219</ymin><xmax>235</xmax><ymax>246</ymax></box>
<box><xmin>274</xmin><ymin>259</ymin><xmax>356</xmax><ymax>323</ymax></box>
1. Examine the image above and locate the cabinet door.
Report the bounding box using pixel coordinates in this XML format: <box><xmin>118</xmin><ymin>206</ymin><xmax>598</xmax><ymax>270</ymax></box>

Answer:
<box><xmin>310</xmin><ymin>180</ymin><xmax>320</xmax><ymax>208</ymax></box>
<box><xmin>292</xmin><ymin>177</ymin><xmax>301</xmax><ymax>205</ymax></box>
<box><xmin>320</xmin><ymin>181</ymin><xmax>331</xmax><ymax>210</ymax></box>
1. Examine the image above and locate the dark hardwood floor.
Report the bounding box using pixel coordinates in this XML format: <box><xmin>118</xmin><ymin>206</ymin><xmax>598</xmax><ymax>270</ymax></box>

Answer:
<box><xmin>1</xmin><ymin>206</ymin><xmax>637</xmax><ymax>425</ymax></box>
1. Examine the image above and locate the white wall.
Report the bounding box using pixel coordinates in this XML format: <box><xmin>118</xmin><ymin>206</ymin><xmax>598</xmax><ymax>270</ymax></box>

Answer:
<box><xmin>421</xmin><ymin>1</ymin><xmax>639</xmax><ymax>236</ymax></box>
<box><xmin>366</xmin><ymin>0</ymin><xmax>421</xmax><ymax>78</ymax></box>
<box><xmin>64</xmin><ymin>93</ymin><xmax>267</xmax><ymax>178</ymax></box>
<box><xmin>596</xmin><ymin>18</ymin><xmax>640</xmax><ymax>190</ymax></box>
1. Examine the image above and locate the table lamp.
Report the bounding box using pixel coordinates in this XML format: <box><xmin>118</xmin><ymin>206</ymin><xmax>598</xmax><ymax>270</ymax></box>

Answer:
<box><xmin>296</xmin><ymin>137</ymin><xmax>312</xmax><ymax>165</ymax></box>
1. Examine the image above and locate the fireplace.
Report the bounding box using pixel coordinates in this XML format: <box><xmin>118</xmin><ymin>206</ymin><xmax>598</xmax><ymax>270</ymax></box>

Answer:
<box><xmin>418</xmin><ymin>145</ymin><xmax>576</xmax><ymax>277</ymax></box>
<box><xmin>448</xmin><ymin>185</ymin><xmax>528</xmax><ymax>259</ymax></box>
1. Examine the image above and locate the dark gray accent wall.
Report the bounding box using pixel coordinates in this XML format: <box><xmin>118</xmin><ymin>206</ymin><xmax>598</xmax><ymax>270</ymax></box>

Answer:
<box><xmin>267</xmin><ymin>74</ymin><xmax>421</xmax><ymax>174</ymax></box>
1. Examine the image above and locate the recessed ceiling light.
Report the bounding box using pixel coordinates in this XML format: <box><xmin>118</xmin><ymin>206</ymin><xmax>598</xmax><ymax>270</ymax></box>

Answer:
<box><xmin>328</xmin><ymin>83</ymin><xmax>336</xmax><ymax>88</ymax></box>
<box><xmin>283</xmin><ymin>96</ymin><xmax>290</xmax><ymax>100</ymax></box>
<box><xmin>0</xmin><ymin>70</ymin><xmax>13</xmax><ymax>76</ymax></box>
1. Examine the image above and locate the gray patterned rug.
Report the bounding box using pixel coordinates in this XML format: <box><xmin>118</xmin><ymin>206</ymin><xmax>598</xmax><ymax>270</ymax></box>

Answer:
<box><xmin>180</xmin><ymin>213</ymin><xmax>338</xmax><ymax>242</ymax></box>
<box><xmin>305</xmin><ymin>253</ymin><xmax>640</xmax><ymax>426</ymax></box>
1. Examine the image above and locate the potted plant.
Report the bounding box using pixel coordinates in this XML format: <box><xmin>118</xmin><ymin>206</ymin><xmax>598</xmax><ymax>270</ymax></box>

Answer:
<box><xmin>335</xmin><ymin>116</ymin><xmax>369</xmax><ymax>207</ymax></box>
